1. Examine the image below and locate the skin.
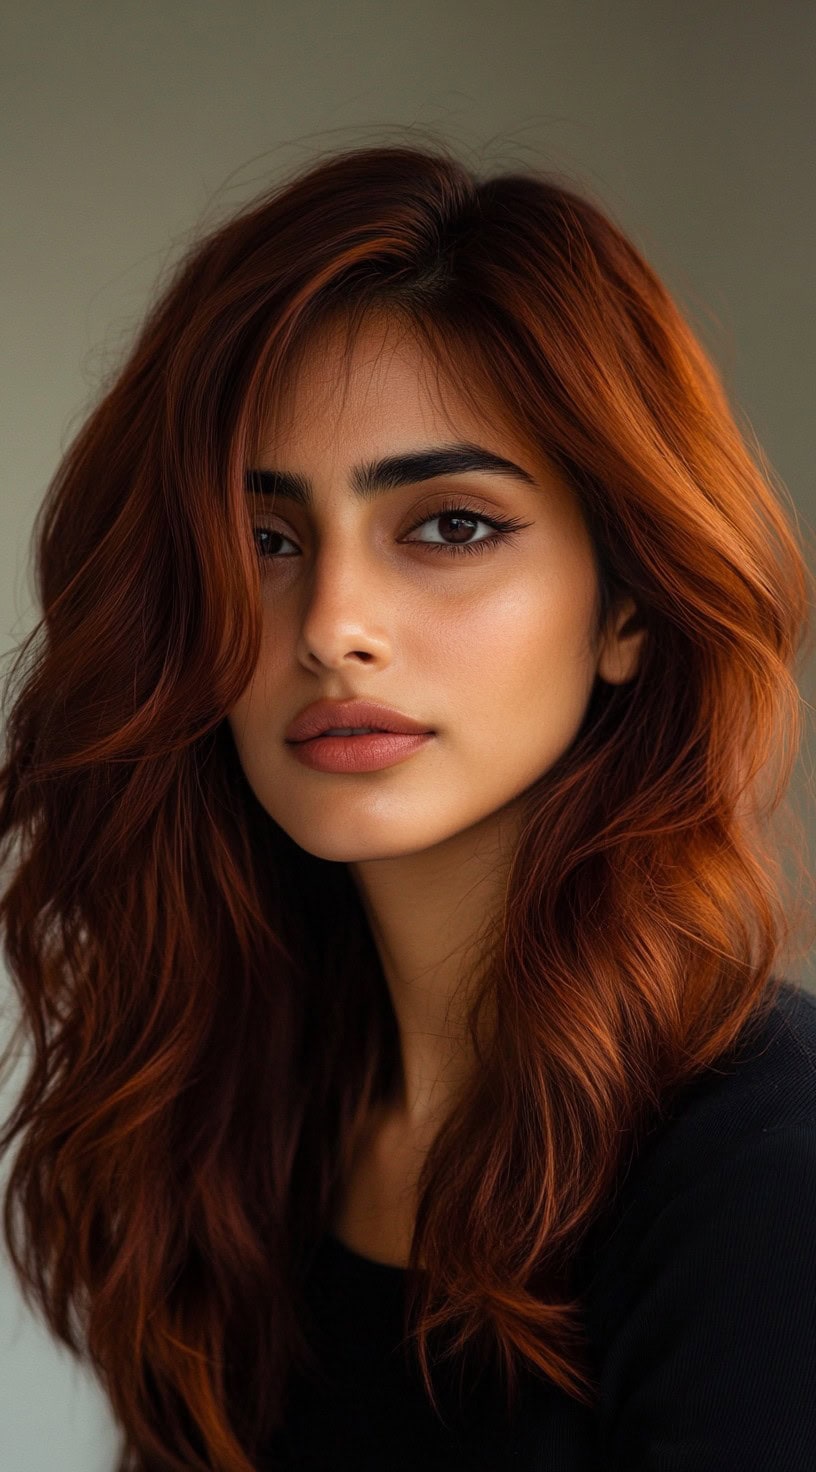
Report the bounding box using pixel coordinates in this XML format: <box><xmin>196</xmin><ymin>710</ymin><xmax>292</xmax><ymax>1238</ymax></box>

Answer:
<box><xmin>227</xmin><ymin>311</ymin><xmax>645</xmax><ymax>1253</ymax></box>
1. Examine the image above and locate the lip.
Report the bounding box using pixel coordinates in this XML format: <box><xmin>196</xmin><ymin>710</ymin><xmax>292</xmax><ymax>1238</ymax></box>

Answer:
<box><xmin>288</xmin><ymin>730</ymin><xmax>435</xmax><ymax>774</ymax></box>
<box><xmin>285</xmin><ymin>698</ymin><xmax>435</xmax><ymax>744</ymax></box>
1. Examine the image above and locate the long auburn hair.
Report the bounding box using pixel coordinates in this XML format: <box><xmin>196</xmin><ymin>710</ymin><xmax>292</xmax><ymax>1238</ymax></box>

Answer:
<box><xmin>1</xmin><ymin>138</ymin><xmax>814</xmax><ymax>1471</ymax></box>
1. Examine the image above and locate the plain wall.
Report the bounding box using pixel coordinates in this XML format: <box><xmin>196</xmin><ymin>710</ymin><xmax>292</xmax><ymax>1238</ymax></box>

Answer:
<box><xmin>1</xmin><ymin>2</ymin><xmax>814</xmax><ymax>1466</ymax></box>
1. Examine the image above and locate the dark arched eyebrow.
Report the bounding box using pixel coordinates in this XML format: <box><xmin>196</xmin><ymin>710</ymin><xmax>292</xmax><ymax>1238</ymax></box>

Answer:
<box><xmin>244</xmin><ymin>441</ymin><xmax>538</xmax><ymax>509</ymax></box>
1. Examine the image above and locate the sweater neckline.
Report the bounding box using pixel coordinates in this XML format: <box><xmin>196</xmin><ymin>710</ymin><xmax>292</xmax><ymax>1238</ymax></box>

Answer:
<box><xmin>323</xmin><ymin>1231</ymin><xmax>413</xmax><ymax>1274</ymax></box>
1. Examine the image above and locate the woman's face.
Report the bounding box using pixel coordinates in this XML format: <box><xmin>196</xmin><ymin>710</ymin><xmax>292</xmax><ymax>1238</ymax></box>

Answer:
<box><xmin>227</xmin><ymin>312</ymin><xmax>641</xmax><ymax>863</ymax></box>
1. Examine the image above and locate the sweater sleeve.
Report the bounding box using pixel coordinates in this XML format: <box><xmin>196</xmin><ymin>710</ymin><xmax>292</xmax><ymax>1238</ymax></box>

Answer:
<box><xmin>598</xmin><ymin>1120</ymin><xmax>816</xmax><ymax>1471</ymax></box>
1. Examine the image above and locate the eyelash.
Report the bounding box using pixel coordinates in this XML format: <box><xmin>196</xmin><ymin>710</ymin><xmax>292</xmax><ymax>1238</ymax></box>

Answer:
<box><xmin>252</xmin><ymin>497</ymin><xmax>531</xmax><ymax>562</ymax></box>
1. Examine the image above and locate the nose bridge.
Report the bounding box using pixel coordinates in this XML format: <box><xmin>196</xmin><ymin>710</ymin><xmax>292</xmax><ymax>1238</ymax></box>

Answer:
<box><xmin>296</xmin><ymin>522</ymin><xmax>392</xmax><ymax>660</ymax></box>
<box><xmin>305</xmin><ymin>515</ymin><xmax>386</xmax><ymax>601</ymax></box>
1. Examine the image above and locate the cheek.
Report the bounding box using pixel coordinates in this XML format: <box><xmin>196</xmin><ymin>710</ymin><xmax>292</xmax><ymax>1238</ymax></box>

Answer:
<box><xmin>437</xmin><ymin>578</ymin><xmax>587</xmax><ymax>692</ymax></box>
<box><xmin>224</xmin><ymin>653</ymin><xmax>277</xmax><ymax>761</ymax></box>
<box><xmin>445</xmin><ymin>580</ymin><xmax>597</xmax><ymax>759</ymax></box>
<box><xmin>228</xmin><ymin>623</ymin><xmax>287</xmax><ymax>718</ymax></box>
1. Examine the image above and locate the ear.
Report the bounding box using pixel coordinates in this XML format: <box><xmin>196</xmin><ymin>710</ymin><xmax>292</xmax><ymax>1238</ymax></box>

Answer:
<box><xmin>595</xmin><ymin>596</ymin><xmax>647</xmax><ymax>685</ymax></box>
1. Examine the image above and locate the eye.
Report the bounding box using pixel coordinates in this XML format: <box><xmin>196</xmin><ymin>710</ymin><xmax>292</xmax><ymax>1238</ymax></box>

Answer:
<box><xmin>252</xmin><ymin>526</ymin><xmax>299</xmax><ymax>560</ymax></box>
<box><xmin>401</xmin><ymin>499</ymin><xmax>531</xmax><ymax>557</ymax></box>
<box><xmin>250</xmin><ymin>498</ymin><xmax>532</xmax><ymax>563</ymax></box>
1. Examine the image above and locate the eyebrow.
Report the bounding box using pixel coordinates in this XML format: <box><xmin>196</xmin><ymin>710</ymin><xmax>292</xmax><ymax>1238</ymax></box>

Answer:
<box><xmin>244</xmin><ymin>441</ymin><xmax>538</xmax><ymax>508</ymax></box>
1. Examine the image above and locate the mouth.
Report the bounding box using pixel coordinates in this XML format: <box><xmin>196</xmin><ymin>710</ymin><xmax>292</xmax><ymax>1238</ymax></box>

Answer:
<box><xmin>310</xmin><ymin>727</ymin><xmax>393</xmax><ymax>739</ymax></box>
<box><xmin>285</xmin><ymin>700</ymin><xmax>434</xmax><ymax>744</ymax></box>
<box><xmin>303</xmin><ymin>728</ymin><xmax>430</xmax><ymax>743</ymax></box>
<box><xmin>287</xmin><ymin>728</ymin><xmax>435</xmax><ymax>773</ymax></box>
<box><xmin>291</xmin><ymin>727</ymin><xmax>434</xmax><ymax>743</ymax></box>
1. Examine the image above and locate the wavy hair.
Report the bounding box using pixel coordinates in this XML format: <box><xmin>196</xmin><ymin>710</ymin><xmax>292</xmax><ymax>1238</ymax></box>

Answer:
<box><xmin>1</xmin><ymin>139</ymin><xmax>814</xmax><ymax>1471</ymax></box>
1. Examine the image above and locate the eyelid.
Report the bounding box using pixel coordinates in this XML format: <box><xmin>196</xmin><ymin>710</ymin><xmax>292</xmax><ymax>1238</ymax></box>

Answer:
<box><xmin>251</xmin><ymin>488</ymin><xmax>513</xmax><ymax>525</ymax></box>
<box><xmin>401</xmin><ymin>493</ymin><xmax>508</xmax><ymax>533</ymax></box>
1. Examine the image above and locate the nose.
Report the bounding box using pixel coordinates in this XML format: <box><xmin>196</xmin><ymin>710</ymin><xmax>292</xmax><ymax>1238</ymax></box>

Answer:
<box><xmin>294</xmin><ymin>544</ymin><xmax>393</xmax><ymax>671</ymax></box>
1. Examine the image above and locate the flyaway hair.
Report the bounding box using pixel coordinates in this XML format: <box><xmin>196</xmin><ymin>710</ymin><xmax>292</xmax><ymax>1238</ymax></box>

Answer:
<box><xmin>1</xmin><ymin>139</ymin><xmax>814</xmax><ymax>1470</ymax></box>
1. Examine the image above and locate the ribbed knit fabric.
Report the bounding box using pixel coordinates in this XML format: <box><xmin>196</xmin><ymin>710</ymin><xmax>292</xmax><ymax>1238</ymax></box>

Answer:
<box><xmin>262</xmin><ymin>981</ymin><xmax>816</xmax><ymax>1470</ymax></box>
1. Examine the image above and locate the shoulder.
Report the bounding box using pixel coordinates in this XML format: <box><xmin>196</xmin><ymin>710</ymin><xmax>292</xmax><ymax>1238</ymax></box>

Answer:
<box><xmin>665</xmin><ymin>977</ymin><xmax>816</xmax><ymax>1139</ymax></box>
<box><xmin>578</xmin><ymin>981</ymin><xmax>816</xmax><ymax>1469</ymax></box>
<box><xmin>580</xmin><ymin>979</ymin><xmax>816</xmax><ymax>1287</ymax></box>
<box><xmin>635</xmin><ymin>978</ymin><xmax>814</xmax><ymax>1191</ymax></box>
<box><xmin>585</xmin><ymin>979</ymin><xmax>815</xmax><ymax>1244</ymax></box>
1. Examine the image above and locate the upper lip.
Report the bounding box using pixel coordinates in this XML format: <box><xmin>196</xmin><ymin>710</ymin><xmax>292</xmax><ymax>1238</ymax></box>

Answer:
<box><xmin>285</xmin><ymin>698</ymin><xmax>435</xmax><ymax>743</ymax></box>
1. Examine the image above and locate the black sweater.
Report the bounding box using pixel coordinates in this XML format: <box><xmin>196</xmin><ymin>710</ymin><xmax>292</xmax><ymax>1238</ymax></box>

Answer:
<box><xmin>263</xmin><ymin>981</ymin><xmax>816</xmax><ymax>1470</ymax></box>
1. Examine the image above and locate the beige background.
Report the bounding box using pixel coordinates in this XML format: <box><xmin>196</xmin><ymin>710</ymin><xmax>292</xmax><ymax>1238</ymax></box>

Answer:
<box><xmin>1</xmin><ymin>3</ymin><xmax>814</xmax><ymax>1466</ymax></box>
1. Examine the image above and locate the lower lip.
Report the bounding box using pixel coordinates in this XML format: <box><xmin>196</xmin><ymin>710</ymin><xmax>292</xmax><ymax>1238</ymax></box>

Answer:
<box><xmin>286</xmin><ymin>731</ymin><xmax>435</xmax><ymax>773</ymax></box>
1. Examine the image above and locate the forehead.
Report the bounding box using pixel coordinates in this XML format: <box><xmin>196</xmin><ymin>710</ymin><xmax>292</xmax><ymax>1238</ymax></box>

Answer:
<box><xmin>257</xmin><ymin>311</ymin><xmax>521</xmax><ymax>458</ymax></box>
<box><xmin>250</xmin><ymin>310</ymin><xmax>588</xmax><ymax>541</ymax></box>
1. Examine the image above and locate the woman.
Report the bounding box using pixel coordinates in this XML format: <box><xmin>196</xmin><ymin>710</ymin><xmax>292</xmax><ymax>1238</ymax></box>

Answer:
<box><xmin>1</xmin><ymin>140</ymin><xmax>814</xmax><ymax>1472</ymax></box>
